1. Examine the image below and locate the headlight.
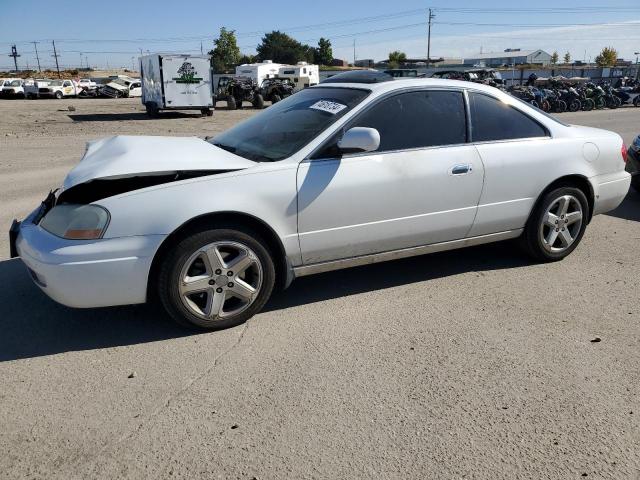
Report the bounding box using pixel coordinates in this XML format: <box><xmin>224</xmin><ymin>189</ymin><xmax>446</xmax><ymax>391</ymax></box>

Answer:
<box><xmin>40</xmin><ymin>204</ymin><xmax>110</xmax><ymax>240</ymax></box>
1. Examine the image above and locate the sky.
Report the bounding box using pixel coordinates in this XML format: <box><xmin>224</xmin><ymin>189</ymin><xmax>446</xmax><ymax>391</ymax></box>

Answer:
<box><xmin>1</xmin><ymin>0</ymin><xmax>639</xmax><ymax>71</ymax></box>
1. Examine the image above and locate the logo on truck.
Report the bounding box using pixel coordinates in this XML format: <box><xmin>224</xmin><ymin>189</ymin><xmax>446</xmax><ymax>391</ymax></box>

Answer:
<box><xmin>174</xmin><ymin>62</ymin><xmax>202</xmax><ymax>84</ymax></box>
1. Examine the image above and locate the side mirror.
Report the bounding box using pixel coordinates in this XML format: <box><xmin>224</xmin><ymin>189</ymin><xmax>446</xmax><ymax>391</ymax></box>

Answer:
<box><xmin>337</xmin><ymin>127</ymin><xmax>380</xmax><ymax>154</ymax></box>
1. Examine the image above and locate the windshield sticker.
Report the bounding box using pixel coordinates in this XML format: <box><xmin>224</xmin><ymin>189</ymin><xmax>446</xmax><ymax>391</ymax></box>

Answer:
<box><xmin>309</xmin><ymin>100</ymin><xmax>347</xmax><ymax>115</ymax></box>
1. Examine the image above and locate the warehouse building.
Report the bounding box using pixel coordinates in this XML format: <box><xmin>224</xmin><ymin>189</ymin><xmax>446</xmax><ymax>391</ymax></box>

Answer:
<box><xmin>463</xmin><ymin>49</ymin><xmax>552</xmax><ymax>67</ymax></box>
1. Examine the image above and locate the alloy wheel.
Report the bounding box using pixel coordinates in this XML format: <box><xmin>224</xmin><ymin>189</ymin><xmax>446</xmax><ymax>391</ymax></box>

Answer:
<box><xmin>539</xmin><ymin>195</ymin><xmax>583</xmax><ymax>253</ymax></box>
<box><xmin>178</xmin><ymin>241</ymin><xmax>263</xmax><ymax>322</ymax></box>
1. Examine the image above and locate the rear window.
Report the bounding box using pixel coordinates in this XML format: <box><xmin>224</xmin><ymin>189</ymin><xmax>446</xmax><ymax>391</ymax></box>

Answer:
<box><xmin>469</xmin><ymin>92</ymin><xmax>548</xmax><ymax>142</ymax></box>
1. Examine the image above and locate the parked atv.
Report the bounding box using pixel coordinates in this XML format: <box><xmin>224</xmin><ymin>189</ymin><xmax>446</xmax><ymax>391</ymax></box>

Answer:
<box><xmin>260</xmin><ymin>78</ymin><xmax>294</xmax><ymax>104</ymax></box>
<box><xmin>215</xmin><ymin>76</ymin><xmax>264</xmax><ymax>110</ymax></box>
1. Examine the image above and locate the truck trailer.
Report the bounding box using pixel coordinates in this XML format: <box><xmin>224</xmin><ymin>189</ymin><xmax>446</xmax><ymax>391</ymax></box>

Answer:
<box><xmin>140</xmin><ymin>54</ymin><xmax>214</xmax><ymax>116</ymax></box>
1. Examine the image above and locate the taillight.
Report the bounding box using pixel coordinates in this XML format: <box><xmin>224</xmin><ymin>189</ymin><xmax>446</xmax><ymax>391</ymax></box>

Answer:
<box><xmin>621</xmin><ymin>143</ymin><xmax>627</xmax><ymax>163</ymax></box>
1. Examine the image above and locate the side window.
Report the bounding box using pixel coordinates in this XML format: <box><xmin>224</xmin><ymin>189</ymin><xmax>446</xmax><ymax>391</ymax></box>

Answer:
<box><xmin>350</xmin><ymin>90</ymin><xmax>467</xmax><ymax>152</ymax></box>
<box><xmin>63</xmin><ymin>81</ymin><xmax>71</xmax><ymax>87</ymax></box>
<box><xmin>469</xmin><ymin>92</ymin><xmax>548</xmax><ymax>142</ymax></box>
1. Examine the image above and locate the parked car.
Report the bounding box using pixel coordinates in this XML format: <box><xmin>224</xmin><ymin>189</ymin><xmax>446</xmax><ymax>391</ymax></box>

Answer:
<box><xmin>0</xmin><ymin>78</ymin><xmax>25</xmax><ymax>98</ymax></box>
<box><xmin>10</xmin><ymin>72</ymin><xmax>631</xmax><ymax>331</ymax></box>
<box><xmin>77</xmin><ymin>78</ymin><xmax>97</xmax><ymax>92</ymax></box>
<box><xmin>38</xmin><ymin>79</ymin><xmax>81</xmax><ymax>99</ymax></box>
<box><xmin>626</xmin><ymin>134</ymin><xmax>640</xmax><ymax>192</ymax></box>
<box><xmin>23</xmin><ymin>79</ymin><xmax>52</xmax><ymax>99</ymax></box>
<box><xmin>100</xmin><ymin>76</ymin><xmax>141</xmax><ymax>98</ymax></box>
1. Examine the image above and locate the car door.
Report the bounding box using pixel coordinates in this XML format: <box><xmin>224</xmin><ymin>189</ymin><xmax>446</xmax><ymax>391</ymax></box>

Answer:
<box><xmin>465</xmin><ymin>91</ymin><xmax>555</xmax><ymax>237</ymax></box>
<box><xmin>296</xmin><ymin>88</ymin><xmax>485</xmax><ymax>265</ymax></box>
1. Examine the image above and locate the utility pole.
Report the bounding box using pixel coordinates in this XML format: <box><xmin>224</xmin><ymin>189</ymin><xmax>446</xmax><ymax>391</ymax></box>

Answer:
<box><xmin>427</xmin><ymin>8</ymin><xmax>435</xmax><ymax>69</ymax></box>
<box><xmin>353</xmin><ymin>39</ymin><xmax>356</xmax><ymax>65</ymax></box>
<box><xmin>79</xmin><ymin>52</ymin><xmax>83</xmax><ymax>69</ymax></box>
<box><xmin>32</xmin><ymin>41</ymin><xmax>41</xmax><ymax>72</ymax></box>
<box><xmin>200</xmin><ymin>41</ymin><xmax>203</xmax><ymax>55</ymax></box>
<box><xmin>52</xmin><ymin>40</ymin><xmax>61</xmax><ymax>77</ymax></box>
<box><xmin>9</xmin><ymin>45</ymin><xmax>20</xmax><ymax>71</ymax></box>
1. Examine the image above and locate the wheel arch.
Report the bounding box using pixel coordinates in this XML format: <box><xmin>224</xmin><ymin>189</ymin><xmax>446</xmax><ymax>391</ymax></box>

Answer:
<box><xmin>529</xmin><ymin>174</ymin><xmax>595</xmax><ymax>225</ymax></box>
<box><xmin>146</xmin><ymin>211</ymin><xmax>291</xmax><ymax>302</ymax></box>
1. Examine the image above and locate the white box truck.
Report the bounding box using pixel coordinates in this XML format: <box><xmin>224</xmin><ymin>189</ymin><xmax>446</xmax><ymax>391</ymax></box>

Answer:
<box><xmin>140</xmin><ymin>54</ymin><xmax>214</xmax><ymax>116</ymax></box>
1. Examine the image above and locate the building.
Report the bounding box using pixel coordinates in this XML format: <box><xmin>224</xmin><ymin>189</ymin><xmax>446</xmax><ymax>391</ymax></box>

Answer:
<box><xmin>330</xmin><ymin>59</ymin><xmax>349</xmax><ymax>67</ymax></box>
<box><xmin>463</xmin><ymin>49</ymin><xmax>552</xmax><ymax>67</ymax></box>
<box><xmin>354</xmin><ymin>59</ymin><xmax>375</xmax><ymax>68</ymax></box>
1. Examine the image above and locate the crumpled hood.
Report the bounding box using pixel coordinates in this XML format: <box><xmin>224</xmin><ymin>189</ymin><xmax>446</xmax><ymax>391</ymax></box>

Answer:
<box><xmin>63</xmin><ymin>135</ymin><xmax>255</xmax><ymax>189</ymax></box>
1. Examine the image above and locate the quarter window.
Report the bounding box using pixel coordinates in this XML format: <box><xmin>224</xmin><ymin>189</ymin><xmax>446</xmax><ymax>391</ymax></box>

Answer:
<box><xmin>468</xmin><ymin>92</ymin><xmax>548</xmax><ymax>142</ymax></box>
<box><xmin>351</xmin><ymin>90</ymin><xmax>467</xmax><ymax>152</ymax></box>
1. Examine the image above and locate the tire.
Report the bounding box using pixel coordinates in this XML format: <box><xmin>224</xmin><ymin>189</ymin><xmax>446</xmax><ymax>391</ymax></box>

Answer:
<box><xmin>252</xmin><ymin>93</ymin><xmax>264</xmax><ymax>109</ymax></box>
<box><xmin>54</xmin><ymin>91</ymin><xmax>63</xmax><ymax>99</ymax></box>
<box><xmin>145</xmin><ymin>103</ymin><xmax>159</xmax><ymax>117</ymax></box>
<box><xmin>271</xmin><ymin>94</ymin><xmax>281</xmax><ymax>104</ymax></box>
<box><xmin>520</xmin><ymin>186</ymin><xmax>589</xmax><ymax>262</ymax></box>
<box><xmin>568</xmin><ymin>99</ymin><xmax>581</xmax><ymax>112</ymax></box>
<box><xmin>634</xmin><ymin>96</ymin><xmax>640</xmax><ymax>107</ymax></box>
<box><xmin>157</xmin><ymin>227</ymin><xmax>276</xmax><ymax>331</ymax></box>
<box><xmin>555</xmin><ymin>100</ymin><xmax>567</xmax><ymax>113</ymax></box>
<box><xmin>606</xmin><ymin>97</ymin><xmax>618</xmax><ymax>109</ymax></box>
<box><xmin>582</xmin><ymin>99</ymin><xmax>594</xmax><ymax>111</ymax></box>
<box><xmin>632</xmin><ymin>175</ymin><xmax>640</xmax><ymax>193</ymax></box>
<box><xmin>595</xmin><ymin>97</ymin><xmax>605</xmax><ymax>110</ymax></box>
<box><xmin>200</xmin><ymin>108</ymin><xmax>213</xmax><ymax>117</ymax></box>
<box><xmin>226</xmin><ymin>96</ymin><xmax>237</xmax><ymax>110</ymax></box>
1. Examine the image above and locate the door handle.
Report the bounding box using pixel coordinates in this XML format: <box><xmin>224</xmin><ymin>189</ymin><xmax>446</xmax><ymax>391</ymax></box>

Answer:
<box><xmin>450</xmin><ymin>164</ymin><xmax>472</xmax><ymax>175</ymax></box>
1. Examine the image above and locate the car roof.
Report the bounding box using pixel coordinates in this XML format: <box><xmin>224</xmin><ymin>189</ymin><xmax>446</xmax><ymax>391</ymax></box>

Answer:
<box><xmin>312</xmin><ymin>77</ymin><xmax>505</xmax><ymax>97</ymax></box>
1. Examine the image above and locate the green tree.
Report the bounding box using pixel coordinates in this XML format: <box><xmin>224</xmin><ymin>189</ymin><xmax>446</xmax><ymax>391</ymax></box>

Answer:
<box><xmin>388</xmin><ymin>50</ymin><xmax>407</xmax><ymax>69</ymax></box>
<box><xmin>550</xmin><ymin>51</ymin><xmax>559</xmax><ymax>65</ymax></box>
<box><xmin>594</xmin><ymin>46</ymin><xmax>618</xmax><ymax>67</ymax></box>
<box><xmin>238</xmin><ymin>54</ymin><xmax>257</xmax><ymax>65</ymax></box>
<box><xmin>315</xmin><ymin>37</ymin><xmax>333</xmax><ymax>66</ymax></box>
<box><xmin>256</xmin><ymin>31</ymin><xmax>315</xmax><ymax>64</ymax></box>
<box><xmin>563</xmin><ymin>51</ymin><xmax>571</xmax><ymax>64</ymax></box>
<box><xmin>210</xmin><ymin>27</ymin><xmax>241</xmax><ymax>73</ymax></box>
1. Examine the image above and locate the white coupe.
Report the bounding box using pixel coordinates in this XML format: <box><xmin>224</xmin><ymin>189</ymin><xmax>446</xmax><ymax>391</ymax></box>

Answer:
<box><xmin>11</xmin><ymin>71</ymin><xmax>631</xmax><ymax>330</ymax></box>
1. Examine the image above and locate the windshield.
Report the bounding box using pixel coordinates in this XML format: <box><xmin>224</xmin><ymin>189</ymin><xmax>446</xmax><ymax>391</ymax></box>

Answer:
<box><xmin>112</xmin><ymin>78</ymin><xmax>130</xmax><ymax>87</ymax></box>
<box><xmin>210</xmin><ymin>87</ymin><xmax>369</xmax><ymax>162</ymax></box>
<box><xmin>49</xmin><ymin>80</ymin><xmax>63</xmax><ymax>86</ymax></box>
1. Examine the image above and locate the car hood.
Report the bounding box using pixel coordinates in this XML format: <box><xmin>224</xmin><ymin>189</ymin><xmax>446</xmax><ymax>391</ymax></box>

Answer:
<box><xmin>63</xmin><ymin>135</ymin><xmax>255</xmax><ymax>190</ymax></box>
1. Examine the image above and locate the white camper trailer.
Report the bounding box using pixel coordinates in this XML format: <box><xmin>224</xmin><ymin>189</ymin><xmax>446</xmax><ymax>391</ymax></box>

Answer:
<box><xmin>234</xmin><ymin>60</ymin><xmax>283</xmax><ymax>86</ymax></box>
<box><xmin>140</xmin><ymin>54</ymin><xmax>214</xmax><ymax>116</ymax></box>
<box><xmin>277</xmin><ymin>62</ymin><xmax>319</xmax><ymax>91</ymax></box>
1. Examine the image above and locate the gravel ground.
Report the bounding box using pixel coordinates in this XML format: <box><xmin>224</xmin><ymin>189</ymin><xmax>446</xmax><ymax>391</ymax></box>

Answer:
<box><xmin>0</xmin><ymin>97</ymin><xmax>639</xmax><ymax>479</ymax></box>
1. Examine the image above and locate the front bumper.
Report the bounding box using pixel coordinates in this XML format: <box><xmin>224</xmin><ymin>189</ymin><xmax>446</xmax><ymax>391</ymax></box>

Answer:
<box><xmin>12</xmin><ymin>207</ymin><xmax>166</xmax><ymax>308</ymax></box>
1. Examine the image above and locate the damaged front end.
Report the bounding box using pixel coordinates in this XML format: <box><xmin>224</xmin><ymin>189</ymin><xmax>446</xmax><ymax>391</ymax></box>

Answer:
<box><xmin>15</xmin><ymin>135</ymin><xmax>255</xmax><ymax>245</ymax></box>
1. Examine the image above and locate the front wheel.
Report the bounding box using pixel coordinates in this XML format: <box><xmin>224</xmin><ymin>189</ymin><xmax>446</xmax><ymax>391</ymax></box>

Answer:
<box><xmin>158</xmin><ymin>228</ymin><xmax>276</xmax><ymax>330</ymax></box>
<box><xmin>54</xmin><ymin>91</ymin><xmax>63</xmax><ymax>99</ymax></box>
<box><xmin>252</xmin><ymin>93</ymin><xmax>264</xmax><ymax>109</ymax></box>
<box><xmin>520</xmin><ymin>186</ymin><xmax>589</xmax><ymax>262</ymax></box>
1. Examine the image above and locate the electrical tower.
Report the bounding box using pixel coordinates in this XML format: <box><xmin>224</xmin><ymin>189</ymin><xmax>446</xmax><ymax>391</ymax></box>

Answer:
<box><xmin>9</xmin><ymin>45</ymin><xmax>20</xmax><ymax>71</ymax></box>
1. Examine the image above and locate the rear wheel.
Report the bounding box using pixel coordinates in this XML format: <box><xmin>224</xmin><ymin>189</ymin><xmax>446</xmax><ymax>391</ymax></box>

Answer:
<box><xmin>271</xmin><ymin>93</ymin><xmax>281</xmax><ymax>104</ymax></box>
<box><xmin>568</xmin><ymin>99</ymin><xmax>581</xmax><ymax>112</ymax></box>
<box><xmin>54</xmin><ymin>91</ymin><xmax>63</xmax><ymax>99</ymax></box>
<box><xmin>252</xmin><ymin>93</ymin><xmax>264</xmax><ymax>109</ymax></box>
<box><xmin>158</xmin><ymin>228</ymin><xmax>275</xmax><ymax>331</ymax></box>
<box><xmin>520</xmin><ymin>186</ymin><xmax>589</xmax><ymax>262</ymax></box>
<box><xmin>145</xmin><ymin>103</ymin><xmax>159</xmax><ymax>117</ymax></box>
<box><xmin>226</xmin><ymin>96</ymin><xmax>237</xmax><ymax>110</ymax></box>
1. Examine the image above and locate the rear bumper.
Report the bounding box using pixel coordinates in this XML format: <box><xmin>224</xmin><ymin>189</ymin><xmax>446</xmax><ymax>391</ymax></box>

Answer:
<box><xmin>590</xmin><ymin>171</ymin><xmax>631</xmax><ymax>216</ymax></box>
<box><xmin>13</xmin><ymin>209</ymin><xmax>165</xmax><ymax>308</ymax></box>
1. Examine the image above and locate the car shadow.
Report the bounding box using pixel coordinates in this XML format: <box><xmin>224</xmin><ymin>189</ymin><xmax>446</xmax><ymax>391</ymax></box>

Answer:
<box><xmin>606</xmin><ymin>188</ymin><xmax>640</xmax><ymax>222</ymax></box>
<box><xmin>68</xmin><ymin>111</ymin><xmax>204</xmax><ymax>122</ymax></box>
<box><xmin>0</xmin><ymin>240</ymin><xmax>531</xmax><ymax>362</ymax></box>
